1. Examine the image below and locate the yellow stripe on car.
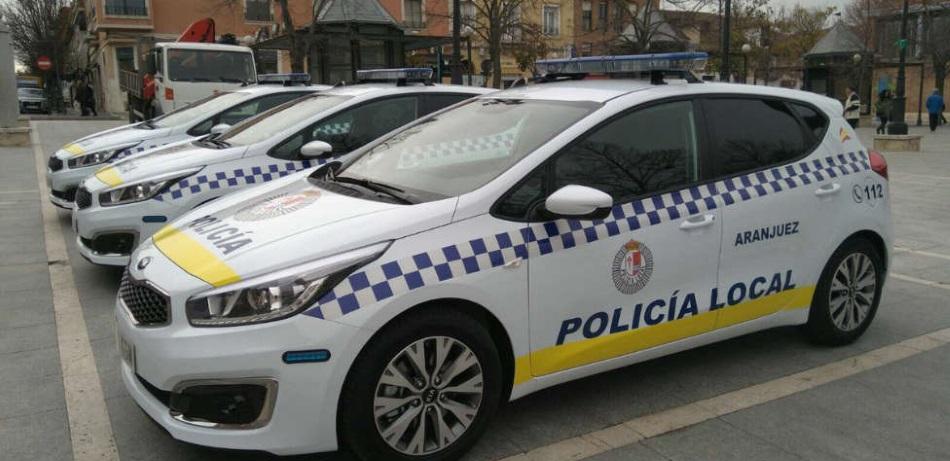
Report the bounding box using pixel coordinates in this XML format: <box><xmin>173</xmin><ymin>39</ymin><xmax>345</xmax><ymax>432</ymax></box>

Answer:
<box><xmin>513</xmin><ymin>286</ymin><xmax>814</xmax><ymax>384</ymax></box>
<box><xmin>153</xmin><ymin>225</ymin><xmax>241</xmax><ymax>287</ymax></box>
<box><xmin>64</xmin><ymin>143</ymin><xmax>85</xmax><ymax>156</ymax></box>
<box><xmin>94</xmin><ymin>167</ymin><xmax>124</xmax><ymax>187</ymax></box>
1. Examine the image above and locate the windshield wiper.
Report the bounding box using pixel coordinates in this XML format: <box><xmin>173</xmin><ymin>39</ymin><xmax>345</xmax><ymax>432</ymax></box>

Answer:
<box><xmin>332</xmin><ymin>175</ymin><xmax>415</xmax><ymax>204</ymax></box>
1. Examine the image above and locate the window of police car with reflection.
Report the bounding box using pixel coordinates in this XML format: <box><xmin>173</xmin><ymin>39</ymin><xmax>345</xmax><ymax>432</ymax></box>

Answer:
<box><xmin>328</xmin><ymin>98</ymin><xmax>597</xmax><ymax>202</ymax></box>
<box><xmin>215</xmin><ymin>95</ymin><xmax>352</xmax><ymax>147</ymax></box>
<box><xmin>143</xmin><ymin>91</ymin><xmax>246</xmax><ymax>129</ymax></box>
<box><xmin>495</xmin><ymin>100</ymin><xmax>699</xmax><ymax>220</ymax></box>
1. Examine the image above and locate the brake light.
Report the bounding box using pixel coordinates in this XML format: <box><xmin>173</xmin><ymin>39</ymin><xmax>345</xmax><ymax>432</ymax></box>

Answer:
<box><xmin>868</xmin><ymin>150</ymin><xmax>888</xmax><ymax>180</ymax></box>
<box><xmin>164</xmin><ymin>87</ymin><xmax>174</xmax><ymax>100</ymax></box>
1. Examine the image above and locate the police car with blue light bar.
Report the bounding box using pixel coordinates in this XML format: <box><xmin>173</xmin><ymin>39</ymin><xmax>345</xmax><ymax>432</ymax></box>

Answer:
<box><xmin>73</xmin><ymin>69</ymin><xmax>492</xmax><ymax>266</ymax></box>
<box><xmin>46</xmin><ymin>78</ymin><xmax>328</xmax><ymax>210</ymax></box>
<box><xmin>116</xmin><ymin>54</ymin><xmax>891</xmax><ymax>459</ymax></box>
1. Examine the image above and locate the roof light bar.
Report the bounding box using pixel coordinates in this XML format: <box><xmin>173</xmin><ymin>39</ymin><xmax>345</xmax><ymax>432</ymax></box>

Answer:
<box><xmin>356</xmin><ymin>68</ymin><xmax>433</xmax><ymax>83</ymax></box>
<box><xmin>536</xmin><ymin>52</ymin><xmax>709</xmax><ymax>75</ymax></box>
<box><xmin>257</xmin><ymin>73</ymin><xmax>312</xmax><ymax>85</ymax></box>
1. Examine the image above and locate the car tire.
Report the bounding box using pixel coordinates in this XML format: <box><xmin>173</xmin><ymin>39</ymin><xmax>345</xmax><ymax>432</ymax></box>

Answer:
<box><xmin>804</xmin><ymin>237</ymin><xmax>884</xmax><ymax>346</ymax></box>
<box><xmin>339</xmin><ymin>308</ymin><xmax>503</xmax><ymax>461</ymax></box>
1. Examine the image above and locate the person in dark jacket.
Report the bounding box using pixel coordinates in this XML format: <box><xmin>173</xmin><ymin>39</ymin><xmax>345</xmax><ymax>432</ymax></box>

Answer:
<box><xmin>875</xmin><ymin>89</ymin><xmax>893</xmax><ymax>135</ymax></box>
<box><xmin>926</xmin><ymin>89</ymin><xmax>944</xmax><ymax>132</ymax></box>
<box><xmin>79</xmin><ymin>80</ymin><xmax>97</xmax><ymax>117</ymax></box>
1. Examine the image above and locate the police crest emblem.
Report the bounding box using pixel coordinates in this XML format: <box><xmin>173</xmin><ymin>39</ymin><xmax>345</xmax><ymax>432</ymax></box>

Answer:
<box><xmin>611</xmin><ymin>240</ymin><xmax>653</xmax><ymax>294</ymax></box>
<box><xmin>234</xmin><ymin>189</ymin><xmax>321</xmax><ymax>222</ymax></box>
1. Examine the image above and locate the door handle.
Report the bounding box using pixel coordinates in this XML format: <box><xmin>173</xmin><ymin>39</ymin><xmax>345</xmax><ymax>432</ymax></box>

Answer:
<box><xmin>679</xmin><ymin>213</ymin><xmax>716</xmax><ymax>230</ymax></box>
<box><xmin>815</xmin><ymin>183</ymin><xmax>841</xmax><ymax>197</ymax></box>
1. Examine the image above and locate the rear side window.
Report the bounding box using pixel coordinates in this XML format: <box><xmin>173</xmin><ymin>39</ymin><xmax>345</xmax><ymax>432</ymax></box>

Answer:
<box><xmin>703</xmin><ymin>98</ymin><xmax>808</xmax><ymax>177</ymax></box>
<box><xmin>790</xmin><ymin>102</ymin><xmax>828</xmax><ymax>142</ymax></box>
<box><xmin>420</xmin><ymin>93</ymin><xmax>473</xmax><ymax>116</ymax></box>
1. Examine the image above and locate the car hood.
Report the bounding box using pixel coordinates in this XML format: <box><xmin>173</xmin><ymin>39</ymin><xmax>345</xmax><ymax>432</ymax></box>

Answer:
<box><xmin>56</xmin><ymin>125</ymin><xmax>172</xmax><ymax>160</ymax></box>
<box><xmin>86</xmin><ymin>142</ymin><xmax>245</xmax><ymax>190</ymax></box>
<box><xmin>147</xmin><ymin>176</ymin><xmax>457</xmax><ymax>288</ymax></box>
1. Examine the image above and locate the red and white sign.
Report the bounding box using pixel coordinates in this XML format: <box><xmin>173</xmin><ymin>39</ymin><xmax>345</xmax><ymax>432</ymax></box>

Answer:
<box><xmin>37</xmin><ymin>56</ymin><xmax>52</xmax><ymax>71</ymax></box>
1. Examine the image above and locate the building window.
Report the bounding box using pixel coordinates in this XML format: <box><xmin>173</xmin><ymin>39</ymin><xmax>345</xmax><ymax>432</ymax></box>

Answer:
<box><xmin>105</xmin><ymin>0</ymin><xmax>147</xmax><ymax>17</ymax></box>
<box><xmin>116</xmin><ymin>46</ymin><xmax>136</xmax><ymax>72</ymax></box>
<box><xmin>614</xmin><ymin>2</ymin><xmax>625</xmax><ymax>33</ymax></box>
<box><xmin>582</xmin><ymin>1</ymin><xmax>592</xmax><ymax>32</ymax></box>
<box><xmin>542</xmin><ymin>5</ymin><xmax>560</xmax><ymax>36</ymax></box>
<box><xmin>404</xmin><ymin>0</ymin><xmax>424</xmax><ymax>29</ymax></box>
<box><xmin>245</xmin><ymin>0</ymin><xmax>272</xmax><ymax>22</ymax></box>
<box><xmin>453</xmin><ymin>1</ymin><xmax>476</xmax><ymax>30</ymax></box>
<box><xmin>581</xmin><ymin>42</ymin><xmax>592</xmax><ymax>56</ymax></box>
<box><xmin>598</xmin><ymin>1</ymin><xmax>608</xmax><ymax>31</ymax></box>
<box><xmin>503</xmin><ymin>5</ymin><xmax>522</xmax><ymax>42</ymax></box>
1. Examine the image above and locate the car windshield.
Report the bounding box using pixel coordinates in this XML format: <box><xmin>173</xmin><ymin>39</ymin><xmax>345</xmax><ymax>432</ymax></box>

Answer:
<box><xmin>149</xmin><ymin>91</ymin><xmax>249</xmax><ymax>128</ymax></box>
<box><xmin>219</xmin><ymin>95</ymin><xmax>352</xmax><ymax>147</ymax></box>
<box><xmin>18</xmin><ymin>88</ymin><xmax>44</xmax><ymax>97</ymax></box>
<box><xmin>167</xmin><ymin>49</ymin><xmax>255</xmax><ymax>83</ymax></box>
<box><xmin>337</xmin><ymin>98</ymin><xmax>598</xmax><ymax>199</ymax></box>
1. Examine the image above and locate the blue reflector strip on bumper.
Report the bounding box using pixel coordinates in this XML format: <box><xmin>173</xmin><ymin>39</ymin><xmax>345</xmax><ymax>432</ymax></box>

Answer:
<box><xmin>282</xmin><ymin>349</ymin><xmax>331</xmax><ymax>364</ymax></box>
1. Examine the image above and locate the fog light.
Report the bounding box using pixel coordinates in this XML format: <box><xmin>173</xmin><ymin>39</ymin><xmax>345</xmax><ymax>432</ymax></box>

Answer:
<box><xmin>169</xmin><ymin>379</ymin><xmax>277</xmax><ymax>428</ymax></box>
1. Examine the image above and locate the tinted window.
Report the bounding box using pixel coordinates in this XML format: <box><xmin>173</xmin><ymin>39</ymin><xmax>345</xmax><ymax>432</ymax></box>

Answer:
<box><xmin>167</xmin><ymin>49</ymin><xmax>255</xmax><ymax>83</ymax></box>
<box><xmin>494</xmin><ymin>100</ymin><xmax>700</xmax><ymax>221</ymax></box>
<box><xmin>554</xmin><ymin>100</ymin><xmax>699</xmax><ymax>202</ymax></box>
<box><xmin>704</xmin><ymin>98</ymin><xmax>807</xmax><ymax>177</ymax></box>
<box><xmin>790</xmin><ymin>102</ymin><xmax>827</xmax><ymax>142</ymax></box>
<box><xmin>420</xmin><ymin>93</ymin><xmax>474</xmax><ymax>115</ymax></box>
<box><xmin>190</xmin><ymin>92</ymin><xmax>310</xmax><ymax>135</ymax></box>
<box><xmin>272</xmin><ymin>96</ymin><xmax>418</xmax><ymax>159</ymax></box>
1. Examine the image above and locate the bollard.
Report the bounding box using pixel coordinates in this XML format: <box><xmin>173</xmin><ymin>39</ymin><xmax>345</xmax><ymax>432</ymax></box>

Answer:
<box><xmin>0</xmin><ymin>15</ymin><xmax>20</xmax><ymax>128</ymax></box>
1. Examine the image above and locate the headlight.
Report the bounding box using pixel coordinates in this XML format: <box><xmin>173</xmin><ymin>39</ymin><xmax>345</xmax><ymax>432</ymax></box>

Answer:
<box><xmin>186</xmin><ymin>242</ymin><xmax>391</xmax><ymax>327</ymax></box>
<box><xmin>67</xmin><ymin>144</ymin><xmax>139</xmax><ymax>168</ymax></box>
<box><xmin>99</xmin><ymin>168</ymin><xmax>201</xmax><ymax>207</ymax></box>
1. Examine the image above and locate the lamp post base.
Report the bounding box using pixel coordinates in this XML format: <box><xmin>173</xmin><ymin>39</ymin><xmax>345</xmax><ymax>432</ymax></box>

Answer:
<box><xmin>887</xmin><ymin>121</ymin><xmax>908</xmax><ymax>135</ymax></box>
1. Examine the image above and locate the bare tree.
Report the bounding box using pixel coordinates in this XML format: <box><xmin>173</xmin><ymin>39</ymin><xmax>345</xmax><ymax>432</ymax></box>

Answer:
<box><xmin>0</xmin><ymin>0</ymin><xmax>73</xmax><ymax>110</ymax></box>
<box><xmin>455</xmin><ymin>0</ymin><xmax>539</xmax><ymax>88</ymax></box>
<box><xmin>214</xmin><ymin>0</ymin><xmax>325</xmax><ymax>73</ymax></box>
<box><xmin>919</xmin><ymin>0</ymin><xmax>950</xmax><ymax>97</ymax></box>
<box><xmin>615</xmin><ymin>0</ymin><xmax>711</xmax><ymax>54</ymax></box>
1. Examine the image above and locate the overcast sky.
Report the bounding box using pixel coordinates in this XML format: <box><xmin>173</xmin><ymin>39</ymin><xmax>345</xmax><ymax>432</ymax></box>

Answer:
<box><xmin>770</xmin><ymin>0</ymin><xmax>850</xmax><ymax>13</ymax></box>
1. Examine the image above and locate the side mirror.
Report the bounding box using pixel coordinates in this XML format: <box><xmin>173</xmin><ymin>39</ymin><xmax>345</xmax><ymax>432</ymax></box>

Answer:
<box><xmin>210</xmin><ymin>123</ymin><xmax>231</xmax><ymax>135</ymax></box>
<box><xmin>544</xmin><ymin>185</ymin><xmax>613</xmax><ymax>220</ymax></box>
<box><xmin>300</xmin><ymin>140</ymin><xmax>333</xmax><ymax>158</ymax></box>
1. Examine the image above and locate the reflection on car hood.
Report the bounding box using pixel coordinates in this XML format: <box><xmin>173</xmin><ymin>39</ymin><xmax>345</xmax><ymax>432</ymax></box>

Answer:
<box><xmin>55</xmin><ymin>125</ymin><xmax>171</xmax><ymax>160</ymax></box>
<box><xmin>84</xmin><ymin>143</ymin><xmax>244</xmax><ymax>191</ymax></box>
<box><xmin>148</xmin><ymin>177</ymin><xmax>457</xmax><ymax>288</ymax></box>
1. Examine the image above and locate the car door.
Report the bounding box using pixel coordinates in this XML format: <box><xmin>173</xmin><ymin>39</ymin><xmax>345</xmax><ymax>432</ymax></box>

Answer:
<box><xmin>701</xmin><ymin>97</ymin><xmax>833</xmax><ymax>329</ymax></box>
<box><xmin>498</xmin><ymin>100</ymin><xmax>723</xmax><ymax>378</ymax></box>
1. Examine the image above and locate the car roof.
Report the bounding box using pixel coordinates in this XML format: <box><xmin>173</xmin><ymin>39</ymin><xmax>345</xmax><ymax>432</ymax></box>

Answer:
<box><xmin>478</xmin><ymin>78</ymin><xmax>841</xmax><ymax>115</ymax></box>
<box><xmin>322</xmin><ymin>83</ymin><xmax>495</xmax><ymax>99</ymax></box>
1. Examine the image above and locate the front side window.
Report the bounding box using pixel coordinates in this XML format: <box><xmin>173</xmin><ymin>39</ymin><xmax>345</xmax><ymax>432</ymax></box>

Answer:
<box><xmin>151</xmin><ymin>92</ymin><xmax>250</xmax><ymax>128</ymax></box>
<box><xmin>703</xmin><ymin>98</ymin><xmax>808</xmax><ymax>177</ymax></box>
<box><xmin>219</xmin><ymin>95</ymin><xmax>352</xmax><ymax>147</ymax></box>
<box><xmin>272</xmin><ymin>96</ymin><xmax>419</xmax><ymax>159</ymax></box>
<box><xmin>337</xmin><ymin>99</ymin><xmax>597</xmax><ymax>201</ymax></box>
<box><xmin>189</xmin><ymin>92</ymin><xmax>310</xmax><ymax>135</ymax></box>
<box><xmin>496</xmin><ymin>100</ymin><xmax>700</xmax><ymax>221</ymax></box>
<box><xmin>166</xmin><ymin>50</ymin><xmax>255</xmax><ymax>84</ymax></box>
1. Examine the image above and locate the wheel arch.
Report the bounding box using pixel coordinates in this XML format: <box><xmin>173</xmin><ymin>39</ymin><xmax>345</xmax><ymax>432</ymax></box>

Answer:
<box><xmin>841</xmin><ymin>229</ymin><xmax>889</xmax><ymax>273</ymax></box>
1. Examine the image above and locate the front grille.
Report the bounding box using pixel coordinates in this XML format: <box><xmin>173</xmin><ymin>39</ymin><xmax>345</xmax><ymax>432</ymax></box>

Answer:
<box><xmin>48</xmin><ymin>156</ymin><xmax>63</xmax><ymax>171</ymax></box>
<box><xmin>120</xmin><ymin>272</ymin><xmax>170</xmax><ymax>326</ymax></box>
<box><xmin>75</xmin><ymin>187</ymin><xmax>92</xmax><ymax>209</ymax></box>
<box><xmin>51</xmin><ymin>188</ymin><xmax>77</xmax><ymax>202</ymax></box>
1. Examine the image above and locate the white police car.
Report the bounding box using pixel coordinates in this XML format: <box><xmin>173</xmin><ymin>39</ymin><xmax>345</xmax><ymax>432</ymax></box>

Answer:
<box><xmin>46</xmin><ymin>76</ymin><xmax>326</xmax><ymax>209</ymax></box>
<box><xmin>74</xmin><ymin>69</ymin><xmax>492</xmax><ymax>266</ymax></box>
<box><xmin>116</xmin><ymin>54</ymin><xmax>891</xmax><ymax>459</ymax></box>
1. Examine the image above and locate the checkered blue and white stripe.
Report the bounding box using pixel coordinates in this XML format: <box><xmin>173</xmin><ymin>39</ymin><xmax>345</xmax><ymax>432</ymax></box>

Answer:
<box><xmin>396</xmin><ymin>128</ymin><xmax>518</xmax><ymax>169</ymax></box>
<box><xmin>114</xmin><ymin>143</ymin><xmax>166</xmax><ymax>161</ymax></box>
<box><xmin>153</xmin><ymin>159</ymin><xmax>328</xmax><ymax>201</ymax></box>
<box><xmin>304</xmin><ymin>151</ymin><xmax>871</xmax><ymax>321</ymax></box>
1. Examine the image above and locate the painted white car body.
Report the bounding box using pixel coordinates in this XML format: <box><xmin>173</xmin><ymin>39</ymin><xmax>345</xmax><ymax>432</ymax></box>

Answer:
<box><xmin>74</xmin><ymin>83</ymin><xmax>492</xmax><ymax>266</ymax></box>
<box><xmin>46</xmin><ymin>84</ymin><xmax>326</xmax><ymax>209</ymax></box>
<box><xmin>117</xmin><ymin>80</ymin><xmax>891</xmax><ymax>455</ymax></box>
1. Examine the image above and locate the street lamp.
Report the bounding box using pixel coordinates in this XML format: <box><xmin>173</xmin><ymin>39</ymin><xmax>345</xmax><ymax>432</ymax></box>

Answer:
<box><xmin>741</xmin><ymin>43</ymin><xmax>751</xmax><ymax>84</ymax></box>
<box><xmin>888</xmin><ymin>0</ymin><xmax>910</xmax><ymax>135</ymax></box>
<box><xmin>853</xmin><ymin>53</ymin><xmax>863</xmax><ymax>116</ymax></box>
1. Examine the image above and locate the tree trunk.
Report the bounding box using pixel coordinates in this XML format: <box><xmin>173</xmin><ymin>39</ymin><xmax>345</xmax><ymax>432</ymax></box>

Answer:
<box><xmin>490</xmin><ymin>28</ymin><xmax>503</xmax><ymax>89</ymax></box>
<box><xmin>935</xmin><ymin>63</ymin><xmax>947</xmax><ymax>100</ymax></box>
<box><xmin>277</xmin><ymin>0</ymin><xmax>305</xmax><ymax>73</ymax></box>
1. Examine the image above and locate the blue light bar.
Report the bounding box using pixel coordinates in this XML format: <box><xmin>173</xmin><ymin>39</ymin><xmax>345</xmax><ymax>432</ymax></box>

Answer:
<box><xmin>356</xmin><ymin>68</ymin><xmax>433</xmax><ymax>83</ymax></box>
<box><xmin>536</xmin><ymin>52</ymin><xmax>709</xmax><ymax>75</ymax></box>
<box><xmin>257</xmin><ymin>73</ymin><xmax>312</xmax><ymax>85</ymax></box>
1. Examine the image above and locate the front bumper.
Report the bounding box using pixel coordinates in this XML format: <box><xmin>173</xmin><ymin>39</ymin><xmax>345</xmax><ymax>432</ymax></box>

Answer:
<box><xmin>73</xmin><ymin>197</ymin><xmax>176</xmax><ymax>267</ymax></box>
<box><xmin>47</xmin><ymin>164</ymin><xmax>100</xmax><ymax>209</ymax></box>
<box><xmin>115</xmin><ymin>293</ymin><xmax>365</xmax><ymax>455</ymax></box>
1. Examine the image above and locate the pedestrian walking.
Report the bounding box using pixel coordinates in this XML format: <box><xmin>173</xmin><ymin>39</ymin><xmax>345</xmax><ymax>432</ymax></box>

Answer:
<box><xmin>926</xmin><ymin>89</ymin><xmax>944</xmax><ymax>132</ymax></box>
<box><xmin>875</xmin><ymin>89</ymin><xmax>893</xmax><ymax>135</ymax></box>
<box><xmin>79</xmin><ymin>80</ymin><xmax>97</xmax><ymax>117</ymax></box>
<box><xmin>844</xmin><ymin>86</ymin><xmax>861</xmax><ymax>128</ymax></box>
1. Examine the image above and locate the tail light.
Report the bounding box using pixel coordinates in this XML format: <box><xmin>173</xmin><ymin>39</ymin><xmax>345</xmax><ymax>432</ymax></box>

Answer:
<box><xmin>868</xmin><ymin>150</ymin><xmax>888</xmax><ymax>180</ymax></box>
<box><xmin>164</xmin><ymin>87</ymin><xmax>174</xmax><ymax>100</ymax></box>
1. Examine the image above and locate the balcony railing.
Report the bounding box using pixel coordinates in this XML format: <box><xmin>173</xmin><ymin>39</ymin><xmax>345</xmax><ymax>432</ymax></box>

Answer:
<box><xmin>104</xmin><ymin>2</ymin><xmax>148</xmax><ymax>17</ymax></box>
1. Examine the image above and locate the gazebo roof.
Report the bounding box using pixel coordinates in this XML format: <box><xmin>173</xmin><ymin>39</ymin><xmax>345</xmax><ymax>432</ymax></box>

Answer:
<box><xmin>806</xmin><ymin>22</ymin><xmax>863</xmax><ymax>57</ymax></box>
<box><xmin>316</xmin><ymin>0</ymin><xmax>400</xmax><ymax>26</ymax></box>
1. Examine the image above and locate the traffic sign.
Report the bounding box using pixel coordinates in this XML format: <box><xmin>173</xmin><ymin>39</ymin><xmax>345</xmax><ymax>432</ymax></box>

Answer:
<box><xmin>37</xmin><ymin>56</ymin><xmax>52</xmax><ymax>71</ymax></box>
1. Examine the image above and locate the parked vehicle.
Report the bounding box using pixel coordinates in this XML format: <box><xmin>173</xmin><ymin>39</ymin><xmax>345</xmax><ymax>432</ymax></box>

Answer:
<box><xmin>18</xmin><ymin>87</ymin><xmax>50</xmax><ymax>114</ymax></box>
